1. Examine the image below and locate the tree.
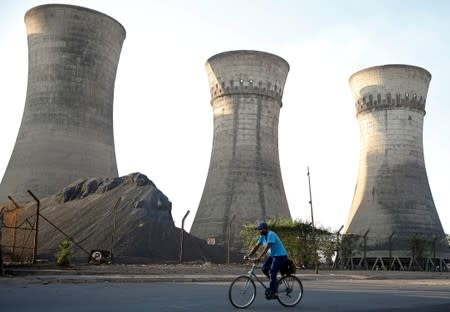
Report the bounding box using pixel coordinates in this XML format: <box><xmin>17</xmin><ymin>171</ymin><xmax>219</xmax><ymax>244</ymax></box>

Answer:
<box><xmin>240</xmin><ymin>219</ymin><xmax>335</xmax><ymax>269</ymax></box>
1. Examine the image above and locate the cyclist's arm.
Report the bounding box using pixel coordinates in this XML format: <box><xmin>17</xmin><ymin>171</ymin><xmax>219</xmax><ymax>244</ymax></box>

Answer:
<box><xmin>257</xmin><ymin>243</ymin><xmax>273</xmax><ymax>261</ymax></box>
<box><xmin>246</xmin><ymin>243</ymin><xmax>261</xmax><ymax>259</ymax></box>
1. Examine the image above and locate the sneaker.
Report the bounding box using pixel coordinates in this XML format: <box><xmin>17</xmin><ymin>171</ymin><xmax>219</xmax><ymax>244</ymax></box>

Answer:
<box><xmin>265</xmin><ymin>293</ymin><xmax>278</xmax><ymax>300</ymax></box>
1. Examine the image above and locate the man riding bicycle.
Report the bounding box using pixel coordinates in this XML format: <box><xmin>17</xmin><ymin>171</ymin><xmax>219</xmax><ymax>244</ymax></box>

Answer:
<box><xmin>244</xmin><ymin>221</ymin><xmax>288</xmax><ymax>300</ymax></box>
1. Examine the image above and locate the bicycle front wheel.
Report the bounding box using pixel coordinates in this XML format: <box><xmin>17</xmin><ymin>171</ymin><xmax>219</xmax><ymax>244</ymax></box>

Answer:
<box><xmin>228</xmin><ymin>275</ymin><xmax>256</xmax><ymax>309</ymax></box>
<box><xmin>277</xmin><ymin>275</ymin><xmax>303</xmax><ymax>307</ymax></box>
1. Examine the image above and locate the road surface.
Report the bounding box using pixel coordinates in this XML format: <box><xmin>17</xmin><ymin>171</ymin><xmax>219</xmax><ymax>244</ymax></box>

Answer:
<box><xmin>1</xmin><ymin>278</ymin><xmax>449</xmax><ymax>311</ymax></box>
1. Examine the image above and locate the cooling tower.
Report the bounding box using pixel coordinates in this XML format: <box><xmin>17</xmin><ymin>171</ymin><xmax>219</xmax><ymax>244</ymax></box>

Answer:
<box><xmin>190</xmin><ymin>50</ymin><xmax>292</xmax><ymax>248</ymax></box>
<box><xmin>0</xmin><ymin>4</ymin><xmax>125</xmax><ymax>203</ymax></box>
<box><xmin>345</xmin><ymin>64</ymin><xmax>448</xmax><ymax>256</ymax></box>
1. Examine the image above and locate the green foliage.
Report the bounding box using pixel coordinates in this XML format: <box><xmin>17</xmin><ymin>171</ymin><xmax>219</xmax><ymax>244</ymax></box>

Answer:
<box><xmin>340</xmin><ymin>234</ymin><xmax>360</xmax><ymax>258</ymax></box>
<box><xmin>56</xmin><ymin>239</ymin><xmax>72</xmax><ymax>266</ymax></box>
<box><xmin>320</xmin><ymin>238</ymin><xmax>336</xmax><ymax>266</ymax></box>
<box><xmin>240</xmin><ymin>218</ymin><xmax>335</xmax><ymax>269</ymax></box>
<box><xmin>446</xmin><ymin>234</ymin><xmax>450</xmax><ymax>247</ymax></box>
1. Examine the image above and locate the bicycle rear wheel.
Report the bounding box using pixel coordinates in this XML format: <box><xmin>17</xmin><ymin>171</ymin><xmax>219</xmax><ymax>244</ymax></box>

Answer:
<box><xmin>228</xmin><ymin>275</ymin><xmax>256</xmax><ymax>309</ymax></box>
<box><xmin>277</xmin><ymin>275</ymin><xmax>303</xmax><ymax>307</ymax></box>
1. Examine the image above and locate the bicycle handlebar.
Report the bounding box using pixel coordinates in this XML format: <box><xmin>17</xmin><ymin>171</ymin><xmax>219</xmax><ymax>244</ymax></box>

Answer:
<box><xmin>243</xmin><ymin>257</ymin><xmax>260</xmax><ymax>263</ymax></box>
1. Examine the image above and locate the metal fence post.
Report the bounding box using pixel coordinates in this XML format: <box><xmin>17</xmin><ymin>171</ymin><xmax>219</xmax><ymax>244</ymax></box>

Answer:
<box><xmin>333</xmin><ymin>225</ymin><xmax>344</xmax><ymax>269</ymax></box>
<box><xmin>0</xmin><ymin>209</ymin><xmax>4</xmax><ymax>276</ymax></box>
<box><xmin>27</xmin><ymin>190</ymin><xmax>40</xmax><ymax>264</ymax></box>
<box><xmin>179</xmin><ymin>210</ymin><xmax>190</xmax><ymax>263</ymax></box>
<box><xmin>361</xmin><ymin>229</ymin><xmax>370</xmax><ymax>270</ymax></box>
<box><xmin>227</xmin><ymin>214</ymin><xmax>236</xmax><ymax>264</ymax></box>
<box><xmin>110</xmin><ymin>197</ymin><xmax>122</xmax><ymax>264</ymax></box>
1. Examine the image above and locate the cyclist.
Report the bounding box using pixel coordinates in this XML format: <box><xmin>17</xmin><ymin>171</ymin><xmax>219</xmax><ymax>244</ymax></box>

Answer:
<box><xmin>243</xmin><ymin>221</ymin><xmax>288</xmax><ymax>299</ymax></box>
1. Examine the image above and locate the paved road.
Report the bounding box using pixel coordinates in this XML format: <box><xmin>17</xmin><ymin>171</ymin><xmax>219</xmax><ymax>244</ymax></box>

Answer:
<box><xmin>1</xmin><ymin>279</ymin><xmax>449</xmax><ymax>311</ymax></box>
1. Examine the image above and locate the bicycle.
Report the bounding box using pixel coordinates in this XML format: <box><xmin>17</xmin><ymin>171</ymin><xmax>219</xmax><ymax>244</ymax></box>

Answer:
<box><xmin>228</xmin><ymin>258</ymin><xmax>303</xmax><ymax>308</ymax></box>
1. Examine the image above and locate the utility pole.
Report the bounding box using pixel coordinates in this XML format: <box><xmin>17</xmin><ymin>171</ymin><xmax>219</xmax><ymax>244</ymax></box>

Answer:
<box><xmin>307</xmin><ymin>166</ymin><xmax>318</xmax><ymax>274</ymax></box>
<box><xmin>179</xmin><ymin>210</ymin><xmax>190</xmax><ymax>263</ymax></box>
<box><xmin>307</xmin><ymin>166</ymin><xmax>315</xmax><ymax>227</ymax></box>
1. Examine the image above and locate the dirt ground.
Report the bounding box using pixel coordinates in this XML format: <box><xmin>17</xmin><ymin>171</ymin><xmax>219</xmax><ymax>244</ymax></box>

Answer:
<box><xmin>4</xmin><ymin>262</ymin><xmax>450</xmax><ymax>280</ymax></box>
<box><xmin>25</xmin><ymin>262</ymin><xmax>247</xmax><ymax>275</ymax></box>
<box><xmin>3</xmin><ymin>261</ymin><xmax>248</xmax><ymax>276</ymax></box>
<box><xmin>93</xmin><ymin>263</ymin><xmax>245</xmax><ymax>274</ymax></box>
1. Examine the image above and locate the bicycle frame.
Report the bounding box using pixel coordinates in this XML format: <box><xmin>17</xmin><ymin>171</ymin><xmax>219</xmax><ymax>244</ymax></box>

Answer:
<box><xmin>229</xmin><ymin>259</ymin><xmax>304</xmax><ymax>308</ymax></box>
<box><xmin>245</xmin><ymin>262</ymin><xmax>270</xmax><ymax>290</ymax></box>
<box><xmin>245</xmin><ymin>261</ymin><xmax>294</xmax><ymax>294</ymax></box>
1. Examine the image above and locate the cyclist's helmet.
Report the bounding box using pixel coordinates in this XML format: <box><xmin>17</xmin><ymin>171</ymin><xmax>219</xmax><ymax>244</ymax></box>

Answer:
<box><xmin>257</xmin><ymin>221</ymin><xmax>268</xmax><ymax>230</ymax></box>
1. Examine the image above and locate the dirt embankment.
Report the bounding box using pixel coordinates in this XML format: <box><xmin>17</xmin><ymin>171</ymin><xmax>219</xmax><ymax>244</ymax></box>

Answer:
<box><xmin>2</xmin><ymin>173</ymin><xmax>235</xmax><ymax>264</ymax></box>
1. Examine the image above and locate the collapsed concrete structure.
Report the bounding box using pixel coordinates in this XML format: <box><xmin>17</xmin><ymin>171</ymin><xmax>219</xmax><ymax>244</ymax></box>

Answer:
<box><xmin>0</xmin><ymin>4</ymin><xmax>125</xmax><ymax>203</ymax></box>
<box><xmin>344</xmin><ymin>64</ymin><xmax>449</xmax><ymax>259</ymax></box>
<box><xmin>191</xmin><ymin>50</ymin><xmax>292</xmax><ymax>250</ymax></box>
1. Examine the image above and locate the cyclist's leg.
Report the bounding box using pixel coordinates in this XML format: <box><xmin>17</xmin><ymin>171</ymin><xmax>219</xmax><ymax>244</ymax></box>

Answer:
<box><xmin>269</xmin><ymin>255</ymin><xmax>288</xmax><ymax>295</ymax></box>
<box><xmin>262</xmin><ymin>256</ymin><xmax>273</xmax><ymax>278</ymax></box>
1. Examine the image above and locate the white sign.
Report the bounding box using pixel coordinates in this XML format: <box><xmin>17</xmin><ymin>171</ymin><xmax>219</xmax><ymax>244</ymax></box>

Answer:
<box><xmin>207</xmin><ymin>237</ymin><xmax>216</xmax><ymax>245</ymax></box>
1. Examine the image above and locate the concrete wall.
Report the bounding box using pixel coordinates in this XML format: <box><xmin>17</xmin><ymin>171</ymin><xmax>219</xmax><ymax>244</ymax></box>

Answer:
<box><xmin>345</xmin><ymin>65</ymin><xmax>448</xmax><ymax>256</ymax></box>
<box><xmin>190</xmin><ymin>50</ymin><xmax>292</xmax><ymax>249</ymax></box>
<box><xmin>0</xmin><ymin>4</ymin><xmax>125</xmax><ymax>203</ymax></box>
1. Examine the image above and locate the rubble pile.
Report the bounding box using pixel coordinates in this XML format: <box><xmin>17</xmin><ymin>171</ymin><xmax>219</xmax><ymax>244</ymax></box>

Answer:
<box><xmin>6</xmin><ymin>173</ymin><xmax>228</xmax><ymax>263</ymax></box>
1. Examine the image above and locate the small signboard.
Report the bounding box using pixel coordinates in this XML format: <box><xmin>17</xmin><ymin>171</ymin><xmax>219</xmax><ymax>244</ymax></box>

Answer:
<box><xmin>207</xmin><ymin>237</ymin><xmax>216</xmax><ymax>245</ymax></box>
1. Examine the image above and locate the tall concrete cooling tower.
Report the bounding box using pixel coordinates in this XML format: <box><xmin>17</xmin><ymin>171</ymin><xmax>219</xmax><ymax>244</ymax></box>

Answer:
<box><xmin>190</xmin><ymin>50</ymin><xmax>292</xmax><ymax>248</ymax></box>
<box><xmin>0</xmin><ymin>4</ymin><xmax>125</xmax><ymax>203</ymax></box>
<box><xmin>344</xmin><ymin>64</ymin><xmax>448</xmax><ymax>256</ymax></box>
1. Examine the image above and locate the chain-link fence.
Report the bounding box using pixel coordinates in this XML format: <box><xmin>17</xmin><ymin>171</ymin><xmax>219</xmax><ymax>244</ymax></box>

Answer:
<box><xmin>240</xmin><ymin>220</ymin><xmax>450</xmax><ymax>271</ymax></box>
<box><xmin>335</xmin><ymin>231</ymin><xmax>450</xmax><ymax>271</ymax></box>
<box><xmin>0</xmin><ymin>200</ymin><xmax>36</xmax><ymax>264</ymax></box>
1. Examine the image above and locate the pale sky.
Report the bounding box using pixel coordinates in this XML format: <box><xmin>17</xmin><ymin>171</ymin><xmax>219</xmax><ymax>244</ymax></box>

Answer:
<box><xmin>0</xmin><ymin>0</ymin><xmax>449</xmax><ymax>234</ymax></box>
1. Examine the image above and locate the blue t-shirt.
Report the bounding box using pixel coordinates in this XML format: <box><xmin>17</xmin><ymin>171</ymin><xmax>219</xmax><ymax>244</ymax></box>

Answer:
<box><xmin>257</xmin><ymin>230</ymin><xmax>288</xmax><ymax>257</ymax></box>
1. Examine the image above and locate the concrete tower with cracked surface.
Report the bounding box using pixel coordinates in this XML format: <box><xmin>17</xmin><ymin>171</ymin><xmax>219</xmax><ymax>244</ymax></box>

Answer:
<box><xmin>190</xmin><ymin>50</ymin><xmax>292</xmax><ymax>248</ymax></box>
<box><xmin>0</xmin><ymin>4</ymin><xmax>125</xmax><ymax>203</ymax></box>
<box><xmin>345</xmin><ymin>64</ymin><xmax>448</xmax><ymax>256</ymax></box>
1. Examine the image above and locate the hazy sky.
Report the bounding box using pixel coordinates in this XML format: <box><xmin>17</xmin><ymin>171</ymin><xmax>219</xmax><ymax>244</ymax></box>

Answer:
<box><xmin>1</xmin><ymin>0</ymin><xmax>449</xmax><ymax>234</ymax></box>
